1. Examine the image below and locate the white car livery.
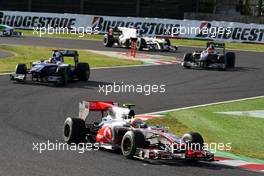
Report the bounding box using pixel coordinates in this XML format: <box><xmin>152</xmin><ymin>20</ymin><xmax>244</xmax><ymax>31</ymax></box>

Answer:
<box><xmin>103</xmin><ymin>27</ymin><xmax>178</xmax><ymax>52</ymax></box>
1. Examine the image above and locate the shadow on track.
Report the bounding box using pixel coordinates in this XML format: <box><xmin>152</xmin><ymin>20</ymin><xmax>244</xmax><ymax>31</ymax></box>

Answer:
<box><xmin>181</xmin><ymin>66</ymin><xmax>259</xmax><ymax>73</ymax></box>
<box><xmin>65</xmin><ymin>80</ymin><xmax>113</xmax><ymax>89</ymax></box>
<box><xmin>231</xmin><ymin>67</ymin><xmax>260</xmax><ymax>72</ymax></box>
<box><xmin>99</xmin><ymin>148</ymin><xmax>234</xmax><ymax>172</ymax></box>
<box><xmin>11</xmin><ymin>80</ymin><xmax>113</xmax><ymax>90</ymax></box>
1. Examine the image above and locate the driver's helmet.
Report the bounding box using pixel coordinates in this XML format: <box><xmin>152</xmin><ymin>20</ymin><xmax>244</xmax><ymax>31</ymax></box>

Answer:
<box><xmin>130</xmin><ymin>118</ymin><xmax>148</xmax><ymax>128</ymax></box>
<box><xmin>207</xmin><ymin>45</ymin><xmax>215</xmax><ymax>54</ymax></box>
<box><xmin>48</xmin><ymin>57</ymin><xmax>56</xmax><ymax>63</ymax></box>
<box><xmin>131</xmin><ymin>118</ymin><xmax>143</xmax><ymax>128</ymax></box>
<box><xmin>53</xmin><ymin>51</ymin><xmax>63</xmax><ymax>61</ymax></box>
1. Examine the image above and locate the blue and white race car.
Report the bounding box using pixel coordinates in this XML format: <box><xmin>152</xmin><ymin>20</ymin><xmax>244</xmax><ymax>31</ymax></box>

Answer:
<box><xmin>10</xmin><ymin>50</ymin><xmax>90</xmax><ymax>86</ymax></box>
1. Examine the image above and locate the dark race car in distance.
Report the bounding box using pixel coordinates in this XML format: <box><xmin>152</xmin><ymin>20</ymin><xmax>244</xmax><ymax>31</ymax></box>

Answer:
<box><xmin>182</xmin><ymin>42</ymin><xmax>235</xmax><ymax>71</ymax></box>
<box><xmin>0</xmin><ymin>24</ymin><xmax>23</xmax><ymax>37</ymax></box>
<box><xmin>10</xmin><ymin>50</ymin><xmax>90</xmax><ymax>86</ymax></box>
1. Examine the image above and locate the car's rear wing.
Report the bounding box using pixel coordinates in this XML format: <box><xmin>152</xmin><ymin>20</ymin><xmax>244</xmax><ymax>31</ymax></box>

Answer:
<box><xmin>89</xmin><ymin>101</ymin><xmax>115</xmax><ymax>111</ymax></box>
<box><xmin>206</xmin><ymin>41</ymin><xmax>225</xmax><ymax>54</ymax></box>
<box><xmin>78</xmin><ymin>101</ymin><xmax>116</xmax><ymax>120</ymax></box>
<box><xmin>206</xmin><ymin>42</ymin><xmax>225</xmax><ymax>49</ymax></box>
<box><xmin>52</xmin><ymin>50</ymin><xmax>79</xmax><ymax>66</ymax></box>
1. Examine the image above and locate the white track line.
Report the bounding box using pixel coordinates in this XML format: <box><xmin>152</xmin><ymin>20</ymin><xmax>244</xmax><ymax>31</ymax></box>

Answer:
<box><xmin>212</xmin><ymin>160</ymin><xmax>251</xmax><ymax>167</ymax></box>
<box><xmin>143</xmin><ymin>96</ymin><xmax>264</xmax><ymax>115</ymax></box>
<box><xmin>0</xmin><ymin>73</ymin><xmax>12</xmax><ymax>75</ymax></box>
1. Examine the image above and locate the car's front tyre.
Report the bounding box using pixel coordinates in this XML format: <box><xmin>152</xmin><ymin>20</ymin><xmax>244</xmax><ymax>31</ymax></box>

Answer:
<box><xmin>225</xmin><ymin>52</ymin><xmax>236</xmax><ymax>68</ymax></box>
<box><xmin>121</xmin><ymin>130</ymin><xmax>147</xmax><ymax>159</ymax></box>
<box><xmin>182</xmin><ymin>132</ymin><xmax>204</xmax><ymax>150</ymax></box>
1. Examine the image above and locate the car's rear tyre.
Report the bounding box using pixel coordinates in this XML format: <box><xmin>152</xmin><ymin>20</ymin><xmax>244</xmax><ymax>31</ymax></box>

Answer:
<box><xmin>121</xmin><ymin>130</ymin><xmax>147</xmax><ymax>159</ymax></box>
<box><xmin>182</xmin><ymin>132</ymin><xmax>204</xmax><ymax>150</ymax></box>
<box><xmin>225</xmin><ymin>52</ymin><xmax>236</xmax><ymax>68</ymax></box>
<box><xmin>103</xmin><ymin>35</ymin><xmax>114</xmax><ymax>47</ymax></box>
<box><xmin>136</xmin><ymin>38</ymin><xmax>146</xmax><ymax>51</ymax></box>
<box><xmin>165</xmin><ymin>38</ymin><xmax>171</xmax><ymax>46</ymax></box>
<box><xmin>63</xmin><ymin>117</ymin><xmax>86</xmax><ymax>144</ymax></box>
<box><xmin>15</xmin><ymin>64</ymin><xmax>27</xmax><ymax>74</ymax></box>
<box><xmin>76</xmin><ymin>63</ymin><xmax>90</xmax><ymax>81</ymax></box>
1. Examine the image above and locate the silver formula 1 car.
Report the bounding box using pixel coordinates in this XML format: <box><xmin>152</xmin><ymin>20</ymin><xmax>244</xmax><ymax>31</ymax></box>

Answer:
<box><xmin>103</xmin><ymin>27</ymin><xmax>178</xmax><ymax>52</ymax></box>
<box><xmin>182</xmin><ymin>42</ymin><xmax>235</xmax><ymax>71</ymax></box>
<box><xmin>63</xmin><ymin>101</ymin><xmax>214</xmax><ymax>161</ymax></box>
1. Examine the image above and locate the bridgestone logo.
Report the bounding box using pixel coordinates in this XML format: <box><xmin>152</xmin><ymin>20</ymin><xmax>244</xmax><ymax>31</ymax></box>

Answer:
<box><xmin>0</xmin><ymin>13</ymin><xmax>76</xmax><ymax>28</ymax></box>
<box><xmin>92</xmin><ymin>16</ymin><xmax>180</xmax><ymax>35</ymax></box>
<box><xmin>1</xmin><ymin>11</ymin><xmax>264</xmax><ymax>43</ymax></box>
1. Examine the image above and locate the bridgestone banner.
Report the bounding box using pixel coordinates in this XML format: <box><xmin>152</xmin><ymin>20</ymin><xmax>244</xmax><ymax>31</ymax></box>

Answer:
<box><xmin>1</xmin><ymin>11</ymin><xmax>264</xmax><ymax>44</ymax></box>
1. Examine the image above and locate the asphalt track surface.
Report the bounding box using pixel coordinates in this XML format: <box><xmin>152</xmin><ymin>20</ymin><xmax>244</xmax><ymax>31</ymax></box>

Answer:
<box><xmin>0</xmin><ymin>36</ymin><xmax>264</xmax><ymax>176</ymax></box>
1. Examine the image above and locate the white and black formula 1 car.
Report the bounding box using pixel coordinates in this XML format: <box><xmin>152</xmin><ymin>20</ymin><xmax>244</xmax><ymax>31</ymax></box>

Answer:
<box><xmin>10</xmin><ymin>50</ymin><xmax>90</xmax><ymax>86</ymax></box>
<box><xmin>63</xmin><ymin>101</ymin><xmax>214</xmax><ymax>161</ymax></box>
<box><xmin>103</xmin><ymin>27</ymin><xmax>178</xmax><ymax>52</ymax></box>
<box><xmin>182</xmin><ymin>42</ymin><xmax>235</xmax><ymax>71</ymax></box>
<box><xmin>0</xmin><ymin>24</ymin><xmax>23</xmax><ymax>37</ymax></box>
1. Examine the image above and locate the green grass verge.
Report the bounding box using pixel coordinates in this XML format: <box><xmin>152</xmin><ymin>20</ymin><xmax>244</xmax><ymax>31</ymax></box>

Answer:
<box><xmin>147</xmin><ymin>97</ymin><xmax>264</xmax><ymax>160</ymax></box>
<box><xmin>170</xmin><ymin>39</ymin><xmax>264</xmax><ymax>52</ymax></box>
<box><xmin>19</xmin><ymin>29</ymin><xmax>264</xmax><ymax>52</ymax></box>
<box><xmin>0</xmin><ymin>45</ymin><xmax>142</xmax><ymax>73</ymax></box>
